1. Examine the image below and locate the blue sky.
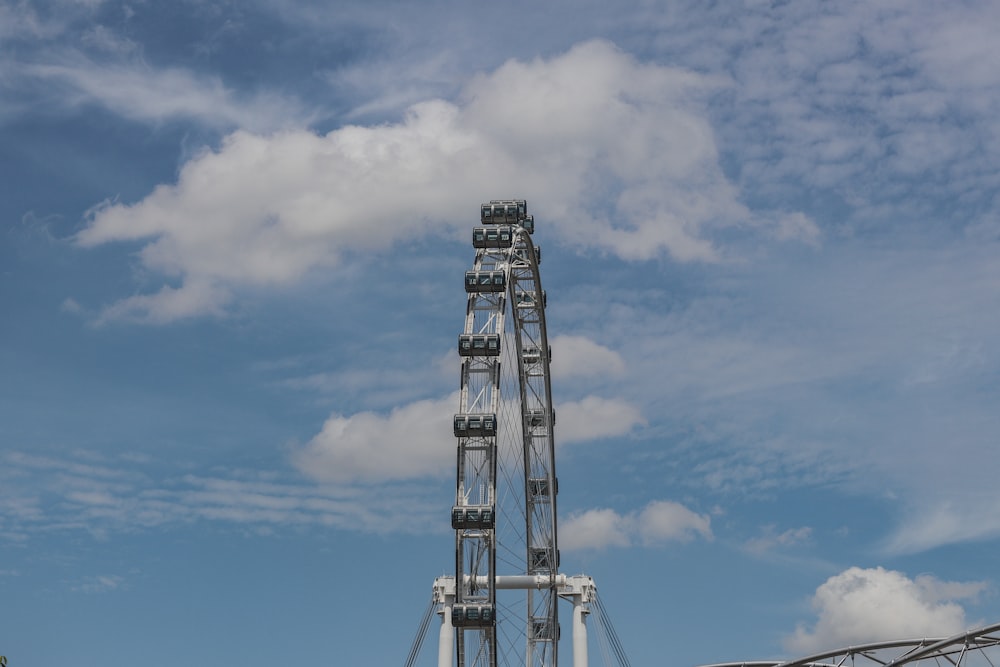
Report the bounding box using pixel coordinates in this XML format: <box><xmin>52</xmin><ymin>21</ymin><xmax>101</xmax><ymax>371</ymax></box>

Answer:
<box><xmin>3</xmin><ymin>0</ymin><xmax>1000</xmax><ymax>665</ymax></box>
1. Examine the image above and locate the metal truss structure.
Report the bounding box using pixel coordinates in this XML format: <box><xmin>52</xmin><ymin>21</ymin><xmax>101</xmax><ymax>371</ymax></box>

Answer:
<box><xmin>701</xmin><ymin>623</ymin><xmax>1000</xmax><ymax>667</ymax></box>
<box><xmin>401</xmin><ymin>201</ymin><xmax>624</xmax><ymax>667</ymax></box>
<box><xmin>447</xmin><ymin>200</ymin><xmax>561</xmax><ymax>667</ymax></box>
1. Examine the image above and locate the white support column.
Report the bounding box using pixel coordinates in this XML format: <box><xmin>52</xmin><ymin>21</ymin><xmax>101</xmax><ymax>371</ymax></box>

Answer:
<box><xmin>434</xmin><ymin>576</ymin><xmax>456</xmax><ymax>667</ymax></box>
<box><xmin>438</xmin><ymin>602</ymin><xmax>454</xmax><ymax>667</ymax></box>
<box><xmin>572</xmin><ymin>594</ymin><xmax>589</xmax><ymax>667</ymax></box>
<box><xmin>432</xmin><ymin>573</ymin><xmax>598</xmax><ymax>667</ymax></box>
<box><xmin>559</xmin><ymin>575</ymin><xmax>596</xmax><ymax>667</ymax></box>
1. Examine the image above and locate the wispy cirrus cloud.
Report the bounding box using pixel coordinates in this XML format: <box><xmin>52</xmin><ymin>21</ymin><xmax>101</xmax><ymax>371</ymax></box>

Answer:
<box><xmin>0</xmin><ymin>1</ymin><xmax>64</xmax><ymax>41</ymax></box>
<box><xmin>0</xmin><ymin>451</ymin><xmax>443</xmax><ymax>540</ymax></box>
<box><xmin>685</xmin><ymin>1</ymin><xmax>1000</xmax><ymax>229</ymax></box>
<box><xmin>73</xmin><ymin>574</ymin><xmax>126</xmax><ymax>594</ymax></box>
<box><xmin>744</xmin><ymin>525</ymin><xmax>813</xmax><ymax>556</ymax></box>
<box><xmin>550</xmin><ymin>236</ymin><xmax>1000</xmax><ymax>553</ymax></box>
<box><xmin>18</xmin><ymin>56</ymin><xmax>314</xmax><ymax>132</ymax></box>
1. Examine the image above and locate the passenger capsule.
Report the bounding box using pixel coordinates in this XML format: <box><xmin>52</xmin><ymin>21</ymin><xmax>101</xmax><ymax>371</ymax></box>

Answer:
<box><xmin>472</xmin><ymin>226</ymin><xmax>514</xmax><ymax>248</ymax></box>
<box><xmin>465</xmin><ymin>270</ymin><xmax>506</xmax><ymax>293</ymax></box>
<box><xmin>521</xmin><ymin>346</ymin><xmax>552</xmax><ymax>365</ymax></box>
<box><xmin>481</xmin><ymin>200</ymin><xmax>527</xmax><ymax>224</ymax></box>
<box><xmin>452</xmin><ymin>604</ymin><xmax>496</xmax><ymax>627</ymax></box>
<box><xmin>451</xmin><ymin>505</ymin><xmax>496</xmax><ymax>530</ymax></box>
<box><xmin>458</xmin><ymin>333</ymin><xmax>501</xmax><ymax>356</ymax></box>
<box><xmin>453</xmin><ymin>413</ymin><xmax>497</xmax><ymax>437</ymax></box>
<box><xmin>524</xmin><ymin>408</ymin><xmax>555</xmax><ymax>427</ymax></box>
<box><xmin>515</xmin><ymin>290</ymin><xmax>546</xmax><ymax>309</ymax></box>
<box><xmin>528</xmin><ymin>477</ymin><xmax>557</xmax><ymax>497</ymax></box>
<box><xmin>521</xmin><ymin>214</ymin><xmax>535</xmax><ymax>234</ymax></box>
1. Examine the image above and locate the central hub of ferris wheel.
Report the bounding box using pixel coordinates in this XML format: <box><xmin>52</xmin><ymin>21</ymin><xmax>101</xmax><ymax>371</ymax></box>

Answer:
<box><xmin>428</xmin><ymin>201</ymin><xmax>596</xmax><ymax>667</ymax></box>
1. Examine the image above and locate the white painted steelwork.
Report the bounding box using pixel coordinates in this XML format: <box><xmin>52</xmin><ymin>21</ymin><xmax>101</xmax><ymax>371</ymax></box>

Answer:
<box><xmin>404</xmin><ymin>203</ymin><xmax>621</xmax><ymax>667</ymax></box>
<box><xmin>699</xmin><ymin>623</ymin><xmax>1000</xmax><ymax>667</ymax></box>
<box><xmin>434</xmin><ymin>574</ymin><xmax>597</xmax><ymax>667</ymax></box>
<box><xmin>448</xmin><ymin>201</ymin><xmax>561</xmax><ymax>667</ymax></box>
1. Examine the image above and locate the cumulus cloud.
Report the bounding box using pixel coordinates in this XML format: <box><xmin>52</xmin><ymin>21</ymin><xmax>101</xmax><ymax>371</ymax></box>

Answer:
<box><xmin>549</xmin><ymin>335</ymin><xmax>626</xmax><ymax>380</ymax></box>
<box><xmin>560</xmin><ymin>509</ymin><xmax>631</xmax><ymax>550</ymax></box>
<box><xmin>555</xmin><ymin>395</ymin><xmax>644</xmax><ymax>444</ymax></box>
<box><xmin>292</xmin><ymin>392</ymin><xmax>458</xmax><ymax>483</ymax></box>
<box><xmin>560</xmin><ymin>500</ymin><xmax>712</xmax><ymax>551</ymax></box>
<box><xmin>76</xmin><ymin>40</ymin><xmax>813</xmax><ymax>323</ymax></box>
<box><xmin>291</xmin><ymin>388</ymin><xmax>642</xmax><ymax>485</ymax></box>
<box><xmin>785</xmin><ymin>567</ymin><xmax>987</xmax><ymax>654</ymax></box>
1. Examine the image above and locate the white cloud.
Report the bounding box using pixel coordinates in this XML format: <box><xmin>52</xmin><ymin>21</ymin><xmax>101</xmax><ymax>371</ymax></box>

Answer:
<box><xmin>549</xmin><ymin>335</ymin><xmax>626</xmax><ymax>380</ymax></box>
<box><xmin>570</xmin><ymin>239</ymin><xmax>1000</xmax><ymax>552</ymax></box>
<box><xmin>24</xmin><ymin>57</ymin><xmax>312</xmax><ymax>131</ymax></box>
<box><xmin>785</xmin><ymin>567</ymin><xmax>986</xmax><ymax>654</ymax></box>
<box><xmin>638</xmin><ymin>500</ymin><xmax>713</xmax><ymax>545</ymax></box>
<box><xmin>278</xmin><ymin>366</ymin><xmax>451</xmax><ymax>412</ymax></box>
<box><xmin>324</xmin><ymin>49</ymin><xmax>463</xmax><ymax>120</ymax></box>
<box><xmin>555</xmin><ymin>395</ymin><xmax>644</xmax><ymax>444</ymax></box>
<box><xmin>73</xmin><ymin>574</ymin><xmax>125</xmax><ymax>594</ymax></box>
<box><xmin>93</xmin><ymin>280</ymin><xmax>232</xmax><ymax>325</ymax></box>
<box><xmin>80</xmin><ymin>25</ymin><xmax>138</xmax><ymax>55</ymax></box>
<box><xmin>292</xmin><ymin>392</ymin><xmax>458</xmax><ymax>483</ymax></box>
<box><xmin>559</xmin><ymin>509</ymin><xmax>631</xmax><ymax>550</ymax></box>
<box><xmin>60</xmin><ymin>297</ymin><xmax>83</xmax><ymax>314</ymax></box>
<box><xmin>885</xmin><ymin>499</ymin><xmax>1000</xmax><ymax>556</ymax></box>
<box><xmin>744</xmin><ymin>525</ymin><xmax>813</xmax><ymax>555</ymax></box>
<box><xmin>0</xmin><ymin>450</ymin><xmax>444</xmax><ymax>537</ymax></box>
<box><xmin>0</xmin><ymin>389</ymin><xmax>641</xmax><ymax>543</ymax></box>
<box><xmin>560</xmin><ymin>500</ymin><xmax>712</xmax><ymax>551</ymax></box>
<box><xmin>289</xmin><ymin>384</ymin><xmax>642</xmax><ymax>486</ymax></box>
<box><xmin>0</xmin><ymin>2</ymin><xmax>58</xmax><ymax>40</ymax></box>
<box><xmin>77</xmin><ymin>40</ymin><xmax>813</xmax><ymax>322</ymax></box>
<box><xmin>693</xmin><ymin>1</ymin><xmax>1000</xmax><ymax>224</ymax></box>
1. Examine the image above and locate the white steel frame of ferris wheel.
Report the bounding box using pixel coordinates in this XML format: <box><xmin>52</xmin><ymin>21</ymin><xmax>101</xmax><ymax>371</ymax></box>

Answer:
<box><xmin>440</xmin><ymin>202</ymin><xmax>594</xmax><ymax>667</ymax></box>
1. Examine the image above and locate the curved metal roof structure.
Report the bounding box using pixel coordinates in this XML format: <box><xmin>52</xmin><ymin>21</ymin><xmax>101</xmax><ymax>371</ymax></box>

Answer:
<box><xmin>699</xmin><ymin>622</ymin><xmax>1000</xmax><ymax>667</ymax></box>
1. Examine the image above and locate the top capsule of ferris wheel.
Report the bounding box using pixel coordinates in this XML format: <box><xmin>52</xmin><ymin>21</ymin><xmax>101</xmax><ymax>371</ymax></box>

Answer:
<box><xmin>480</xmin><ymin>200</ymin><xmax>527</xmax><ymax>225</ymax></box>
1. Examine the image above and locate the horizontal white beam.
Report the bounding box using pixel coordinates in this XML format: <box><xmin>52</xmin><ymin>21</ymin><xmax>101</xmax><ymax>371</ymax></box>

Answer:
<box><xmin>433</xmin><ymin>573</ymin><xmax>595</xmax><ymax>598</ymax></box>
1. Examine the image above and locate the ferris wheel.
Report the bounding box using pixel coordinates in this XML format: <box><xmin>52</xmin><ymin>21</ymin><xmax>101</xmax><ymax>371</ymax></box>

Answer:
<box><xmin>449</xmin><ymin>199</ymin><xmax>560</xmax><ymax>667</ymax></box>
<box><xmin>405</xmin><ymin>201</ymin><xmax>615</xmax><ymax>667</ymax></box>
<box><xmin>402</xmin><ymin>207</ymin><xmax>1000</xmax><ymax>667</ymax></box>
